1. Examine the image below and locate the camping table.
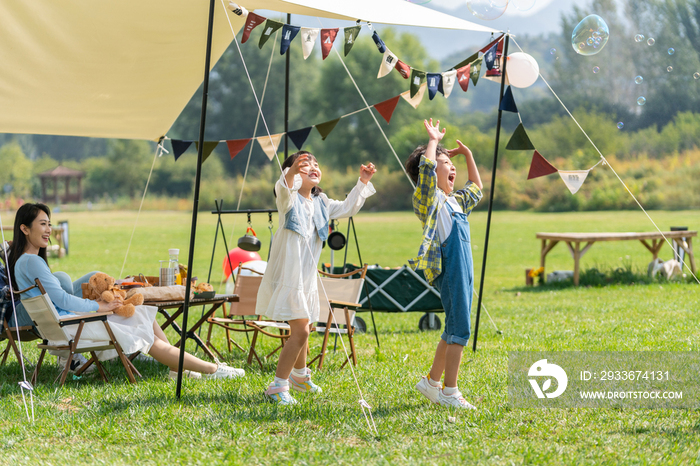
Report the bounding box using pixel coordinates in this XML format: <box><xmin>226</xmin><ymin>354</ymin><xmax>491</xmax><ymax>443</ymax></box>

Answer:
<box><xmin>144</xmin><ymin>294</ymin><xmax>238</xmax><ymax>360</ymax></box>
<box><xmin>537</xmin><ymin>231</ymin><xmax>696</xmax><ymax>286</ymax></box>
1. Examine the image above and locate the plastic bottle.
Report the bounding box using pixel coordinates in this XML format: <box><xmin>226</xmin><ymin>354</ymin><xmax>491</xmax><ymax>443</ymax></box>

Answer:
<box><xmin>169</xmin><ymin>249</ymin><xmax>181</xmax><ymax>285</ymax></box>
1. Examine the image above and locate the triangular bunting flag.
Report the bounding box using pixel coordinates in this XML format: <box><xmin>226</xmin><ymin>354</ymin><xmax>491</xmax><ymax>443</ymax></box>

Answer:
<box><xmin>484</xmin><ymin>42</ymin><xmax>498</xmax><ymax>70</ymax></box>
<box><xmin>258</xmin><ymin>19</ymin><xmax>283</xmax><ymax>49</ymax></box>
<box><xmin>470</xmin><ymin>58</ymin><xmax>482</xmax><ymax>86</ymax></box>
<box><xmin>395</xmin><ymin>60</ymin><xmax>411</xmax><ymax>79</ymax></box>
<box><xmin>241</xmin><ymin>12</ymin><xmax>265</xmax><ymax>44</ymax></box>
<box><xmin>427</xmin><ymin>73</ymin><xmax>441</xmax><ymax>100</ymax></box>
<box><xmin>288</xmin><ymin>127</ymin><xmax>313</xmax><ymax>150</ymax></box>
<box><xmin>344</xmin><ymin>26</ymin><xmax>361</xmax><ymax>56</ymax></box>
<box><xmin>378</xmin><ymin>49</ymin><xmax>398</xmax><ymax>78</ymax></box>
<box><xmin>480</xmin><ymin>35</ymin><xmax>503</xmax><ymax>54</ymax></box>
<box><xmin>401</xmin><ymin>82</ymin><xmax>427</xmax><ymax>109</ymax></box>
<box><xmin>372</xmin><ymin>31</ymin><xmax>386</xmax><ymax>53</ymax></box>
<box><xmin>374</xmin><ymin>95</ymin><xmax>401</xmax><ymax>124</ymax></box>
<box><xmin>453</xmin><ymin>52</ymin><xmax>479</xmax><ymax>71</ymax></box>
<box><xmin>257</xmin><ymin>134</ymin><xmax>283</xmax><ymax>160</ymax></box>
<box><xmin>506</xmin><ymin>123</ymin><xmax>535</xmax><ymax>150</ymax></box>
<box><xmin>316</xmin><ymin>118</ymin><xmax>340</xmax><ymax>140</ymax></box>
<box><xmin>226</xmin><ymin>138</ymin><xmax>251</xmax><ymax>160</ymax></box>
<box><xmin>280</xmin><ymin>24</ymin><xmax>300</xmax><ymax>55</ymax></box>
<box><xmin>171</xmin><ymin>140</ymin><xmax>193</xmax><ymax>161</ymax></box>
<box><xmin>527</xmin><ymin>151</ymin><xmax>558</xmax><ymax>179</ymax></box>
<box><xmin>499</xmin><ymin>86</ymin><xmax>518</xmax><ymax>113</ymax></box>
<box><xmin>439</xmin><ymin>69</ymin><xmax>458</xmax><ymax>97</ymax></box>
<box><xmin>410</xmin><ymin>69</ymin><xmax>426</xmax><ymax>98</ymax></box>
<box><xmin>194</xmin><ymin>141</ymin><xmax>220</xmax><ymax>163</ymax></box>
<box><xmin>300</xmin><ymin>28</ymin><xmax>319</xmax><ymax>59</ymax></box>
<box><xmin>456</xmin><ymin>64</ymin><xmax>471</xmax><ymax>92</ymax></box>
<box><xmin>558</xmin><ymin>170</ymin><xmax>590</xmax><ymax>194</ymax></box>
<box><xmin>320</xmin><ymin>28</ymin><xmax>339</xmax><ymax>60</ymax></box>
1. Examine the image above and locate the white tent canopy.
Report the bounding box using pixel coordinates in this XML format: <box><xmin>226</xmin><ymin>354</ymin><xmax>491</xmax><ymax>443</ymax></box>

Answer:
<box><xmin>0</xmin><ymin>0</ymin><xmax>497</xmax><ymax>142</ymax></box>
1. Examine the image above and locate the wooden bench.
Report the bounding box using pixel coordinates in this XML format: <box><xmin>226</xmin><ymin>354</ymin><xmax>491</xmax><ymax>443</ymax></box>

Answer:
<box><xmin>537</xmin><ymin>231</ymin><xmax>696</xmax><ymax>286</ymax></box>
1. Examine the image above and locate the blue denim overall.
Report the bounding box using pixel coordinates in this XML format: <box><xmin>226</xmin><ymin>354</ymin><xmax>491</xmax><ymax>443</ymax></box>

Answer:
<box><xmin>433</xmin><ymin>201</ymin><xmax>473</xmax><ymax>347</ymax></box>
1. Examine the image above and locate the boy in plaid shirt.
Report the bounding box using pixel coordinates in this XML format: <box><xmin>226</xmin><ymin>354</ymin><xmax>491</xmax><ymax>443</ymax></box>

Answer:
<box><xmin>406</xmin><ymin>119</ymin><xmax>483</xmax><ymax>409</ymax></box>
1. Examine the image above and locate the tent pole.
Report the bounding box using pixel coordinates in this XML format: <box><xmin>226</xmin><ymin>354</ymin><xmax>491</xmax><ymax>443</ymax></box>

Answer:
<box><xmin>472</xmin><ymin>34</ymin><xmax>509</xmax><ymax>353</ymax></box>
<box><xmin>284</xmin><ymin>13</ymin><xmax>291</xmax><ymax>159</ymax></box>
<box><xmin>176</xmin><ymin>0</ymin><xmax>217</xmax><ymax>398</ymax></box>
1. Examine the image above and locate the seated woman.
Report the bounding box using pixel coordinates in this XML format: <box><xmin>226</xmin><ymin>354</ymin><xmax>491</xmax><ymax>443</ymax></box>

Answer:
<box><xmin>7</xmin><ymin>203</ymin><xmax>243</xmax><ymax>380</ymax></box>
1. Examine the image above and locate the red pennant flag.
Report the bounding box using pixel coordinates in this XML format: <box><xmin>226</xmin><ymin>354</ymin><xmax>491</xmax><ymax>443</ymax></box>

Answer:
<box><xmin>395</xmin><ymin>60</ymin><xmax>411</xmax><ymax>79</ymax></box>
<box><xmin>527</xmin><ymin>150</ymin><xmax>559</xmax><ymax>180</ymax></box>
<box><xmin>241</xmin><ymin>12</ymin><xmax>265</xmax><ymax>43</ymax></box>
<box><xmin>320</xmin><ymin>28</ymin><xmax>339</xmax><ymax>60</ymax></box>
<box><xmin>226</xmin><ymin>138</ymin><xmax>251</xmax><ymax>160</ymax></box>
<box><xmin>480</xmin><ymin>34</ymin><xmax>504</xmax><ymax>53</ymax></box>
<box><xmin>456</xmin><ymin>64</ymin><xmax>471</xmax><ymax>92</ymax></box>
<box><xmin>374</xmin><ymin>96</ymin><xmax>401</xmax><ymax>124</ymax></box>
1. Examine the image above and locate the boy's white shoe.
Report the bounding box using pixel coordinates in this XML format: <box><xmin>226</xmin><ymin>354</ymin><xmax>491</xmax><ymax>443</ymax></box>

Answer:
<box><xmin>438</xmin><ymin>389</ymin><xmax>477</xmax><ymax>410</ymax></box>
<box><xmin>202</xmin><ymin>362</ymin><xmax>245</xmax><ymax>379</ymax></box>
<box><xmin>415</xmin><ymin>376</ymin><xmax>440</xmax><ymax>403</ymax></box>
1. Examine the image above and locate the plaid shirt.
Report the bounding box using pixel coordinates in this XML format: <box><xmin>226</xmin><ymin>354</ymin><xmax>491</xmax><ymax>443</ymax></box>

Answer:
<box><xmin>408</xmin><ymin>156</ymin><xmax>482</xmax><ymax>285</ymax></box>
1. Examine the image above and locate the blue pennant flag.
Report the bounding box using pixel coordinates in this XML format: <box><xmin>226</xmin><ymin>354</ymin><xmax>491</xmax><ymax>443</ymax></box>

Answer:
<box><xmin>171</xmin><ymin>140</ymin><xmax>193</xmax><ymax>161</ymax></box>
<box><xmin>280</xmin><ymin>24</ymin><xmax>301</xmax><ymax>55</ymax></box>
<box><xmin>288</xmin><ymin>127</ymin><xmax>313</xmax><ymax>150</ymax></box>
<box><xmin>372</xmin><ymin>31</ymin><xmax>386</xmax><ymax>53</ymax></box>
<box><xmin>427</xmin><ymin>73</ymin><xmax>442</xmax><ymax>100</ymax></box>
<box><xmin>484</xmin><ymin>42</ymin><xmax>498</xmax><ymax>70</ymax></box>
<box><xmin>499</xmin><ymin>86</ymin><xmax>518</xmax><ymax>113</ymax></box>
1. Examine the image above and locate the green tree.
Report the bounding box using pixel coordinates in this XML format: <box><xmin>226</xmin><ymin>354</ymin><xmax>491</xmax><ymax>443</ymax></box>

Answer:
<box><xmin>0</xmin><ymin>143</ymin><xmax>33</xmax><ymax>199</ymax></box>
<box><xmin>84</xmin><ymin>140</ymin><xmax>153</xmax><ymax>198</ymax></box>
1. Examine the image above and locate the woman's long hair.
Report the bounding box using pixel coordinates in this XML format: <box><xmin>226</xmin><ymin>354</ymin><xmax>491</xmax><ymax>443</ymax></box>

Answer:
<box><xmin>7</xmin><ymin>203</ymin><xmax>51</xmax><ymax>290</ymax></box>
<box><xmin>275</xmin><ymin>151</ymin><xmax>323</xmax><ymax>197</ymax></box>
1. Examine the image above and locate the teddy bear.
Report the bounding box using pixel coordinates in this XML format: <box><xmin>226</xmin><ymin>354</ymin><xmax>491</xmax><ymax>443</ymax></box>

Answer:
<box><xmin>85</xmin><ymin>272</ymin><xmax>144</xmax><ymax>318</ymax></box>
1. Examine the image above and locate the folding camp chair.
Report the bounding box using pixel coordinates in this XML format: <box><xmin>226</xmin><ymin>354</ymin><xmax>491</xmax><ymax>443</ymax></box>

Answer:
<box><xmin>205</xmin><ymin>265</ymin><xmax>262</xmax><ymax>359</ymax></box>
<box><xmin>0</xmin><ymin>255</ymin><xmax>40</xmax><ymax>366</ymax></box>
<box><xmin>19</xmin><ymin>278</ymin><xmax>139</xmax><ymax>386</ymax></box>
<box><xmin>309</xmin><ymin>264</ymin><xmax>367</xmax><ymax>370</ymax></box>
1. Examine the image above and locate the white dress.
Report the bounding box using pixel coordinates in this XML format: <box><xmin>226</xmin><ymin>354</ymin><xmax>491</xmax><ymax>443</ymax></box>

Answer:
<box><xmin>256</xmin><ymin>171</ymin><xmax>376</xmax><ymax>322</ymax></box>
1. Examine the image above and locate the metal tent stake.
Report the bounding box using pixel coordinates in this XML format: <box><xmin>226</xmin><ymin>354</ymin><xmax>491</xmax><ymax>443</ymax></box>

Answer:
<box><xmin>472</xmin><ymin>34</ymin><xmax>509</xmax><ymax>353</ymax></box>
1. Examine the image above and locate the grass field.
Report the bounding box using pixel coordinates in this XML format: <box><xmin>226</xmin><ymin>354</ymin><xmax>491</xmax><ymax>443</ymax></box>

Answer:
<box><xmin>1</xmin><ymin>209</ymin><xmax>699</xmax><ymax>465</ymax></box>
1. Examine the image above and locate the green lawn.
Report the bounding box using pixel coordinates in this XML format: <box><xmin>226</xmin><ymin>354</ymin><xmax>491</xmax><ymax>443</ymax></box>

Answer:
<box><xmin>1</xmin><ymin>209</ymin><xmax>699</xmax><ymax>465</ymax></box>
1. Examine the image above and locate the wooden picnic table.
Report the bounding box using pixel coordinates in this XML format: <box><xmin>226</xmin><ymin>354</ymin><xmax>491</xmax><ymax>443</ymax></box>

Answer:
<box><xmin>537</xmin><ymin>231</ymin><xmax>696</xmax><ymax>286</ymax></box>
<box><xmin>143</xmin><ymin>294</ymin><xmax>239</xmax><ymax>360</ymax></box>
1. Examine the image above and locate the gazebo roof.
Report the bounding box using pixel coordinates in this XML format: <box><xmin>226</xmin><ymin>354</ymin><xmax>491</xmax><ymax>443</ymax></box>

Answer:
<box><xmin>38</xmin><ymin>165</ymin><xmax>84</xmax><ymax>178</ymax></box>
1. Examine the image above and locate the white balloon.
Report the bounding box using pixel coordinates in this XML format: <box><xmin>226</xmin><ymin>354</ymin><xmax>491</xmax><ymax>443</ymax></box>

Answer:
<box><xmin>506</xmin><ymin>52</ymin><xmax>539</xmax><ymax>88</ymax></box>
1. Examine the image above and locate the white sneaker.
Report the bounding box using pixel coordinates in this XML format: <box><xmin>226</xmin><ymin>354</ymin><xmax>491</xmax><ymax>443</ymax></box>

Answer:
<box><xmin>202</xmin><ymin>362</ymin><xmax>245</xmax><ymax>379</ymax></box>
<box><xmin>168</xmin><ymin>370</ymin><xmax>202</xmax><ymax>380</ymax></box>
<box><xmin>415</xmin><ymin>376</ymin><xmax>441</xmax><ymax>403</ymax></box>
<box><xmin>438</xmin><ymin>389</ymin><xmax>477</xmax><ymax>410</ymax></box>
<box><xmin>58</xmin><ymin>354</ymin><xmax>96</xmax><ymax>374</ymax></box>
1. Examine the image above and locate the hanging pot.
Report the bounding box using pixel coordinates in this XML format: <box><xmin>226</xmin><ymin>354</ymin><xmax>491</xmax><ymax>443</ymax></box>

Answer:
<box><xmin>327</xmin><ymin>230</ymin><xmax>346</xmax><ymax>251</ymax></box>
<box><xmin>238</xmin><ymin>227</ymin><xmax>261</xmax><ymax>252</ymax></box>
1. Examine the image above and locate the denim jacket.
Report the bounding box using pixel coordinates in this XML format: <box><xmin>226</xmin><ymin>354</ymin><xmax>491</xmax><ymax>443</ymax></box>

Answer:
<box><xmin>284</xmin><ymin>193</ymin><xmax>329</xmax><ymax>241</ymax></box>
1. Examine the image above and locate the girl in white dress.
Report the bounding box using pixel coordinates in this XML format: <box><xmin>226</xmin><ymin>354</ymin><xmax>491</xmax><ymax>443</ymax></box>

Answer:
<box><xmin>258</xmin><ymin>151</ymin><xmax>376</xmax><ymax>404</ymax></box>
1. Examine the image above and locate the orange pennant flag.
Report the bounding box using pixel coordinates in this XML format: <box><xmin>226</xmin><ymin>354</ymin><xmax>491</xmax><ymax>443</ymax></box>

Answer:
<box><xmin>374</xmin><ymin>96</ymin><xmax>401</xmax><ymax>124</ymax></box>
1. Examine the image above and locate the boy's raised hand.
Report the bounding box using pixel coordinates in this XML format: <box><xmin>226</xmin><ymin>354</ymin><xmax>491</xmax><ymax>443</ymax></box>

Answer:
<box><xmin>424</xmin><ymin>118</ymin><xmax>446</xmax><ymax>142</ymax></box>
<box><xmin>359</xmin><ymin>162</ymin><xmax>377</xmax><ymax>184</ymax></box>
<box><xmin>447</xmin><ymin>139</ymin><xmax>473</xmax><ymax>159</ymax></box>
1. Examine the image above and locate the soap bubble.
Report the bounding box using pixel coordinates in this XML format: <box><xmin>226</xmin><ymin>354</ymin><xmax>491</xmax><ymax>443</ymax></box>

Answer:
<box><xmin>571</xmin><ymin>15</ymin><xmax>609</xmax><ymax>56</ymax></box>
<box><xmin>668</xmin><ymin>48</ymin><xmax>675</xmax><ymax>55</ymax></box>
<box><xmin>617</xmin><ymin>122</ymin><xmax>624</xmax><ymax>129</ymax></box>
<box><xmin>512</xmin><ymin>0</ymin><xmax>536</xmax><ymax>11</ymax></box>
<box><xmin>667</xmin><ymin>66</ymin><xmax>673</xmax><ymax>72</ymax></box>
<box><xmin>550</xmin><ymin>48</ymin><xmax>556</xmax><ymax>55</ymax></box>
<box><xmin>593</xmin><ymin>66</ymin><xmax>600</xmax><ymax>73</ymax></box>
<box><xmin>695</xmin><ymin>72</ymin><xmax>700</xmax><ymax>79</ymax></box>
<box><xmin>637</xmin><ymin>96</ymin><xmax>646</xmax><ymax>106</ymax></box>
<box><xmin>647</xmin><ymin>38</ymin><xmax>655</xmax><ymax>45</ymax></box>
<box><xmin>635</xmin><ymin>75</ymin><xmax>643</xmax><ymax>84</ymax></box>
<box><xmin>466</xmin><ymin>0</ymin><xmax>509</xmax><ymax>21</ymax></box>
<box><xmin>634</xmin><ymin>34</ymin><xmax>645</xmax><ymax>42</ymax></box>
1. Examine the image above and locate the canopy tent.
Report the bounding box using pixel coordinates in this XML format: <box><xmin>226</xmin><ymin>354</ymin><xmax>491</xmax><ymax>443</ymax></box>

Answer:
<box><xmin>0</xmin><ymin>0</ymin><xmax>497</xmax><ymax>142</ymax></box>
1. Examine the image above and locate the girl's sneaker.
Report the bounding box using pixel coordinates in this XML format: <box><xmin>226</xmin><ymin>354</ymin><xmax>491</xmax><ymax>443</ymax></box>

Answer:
<box><xmin>415</xmin><ymin>376</ymin><xmax>440</xmax><ymax>403</ymax></box>
<box><xmin>264</xmin><ymin>382</ymin><xmax>298</xmax><ymax>405</ymax></box>
<box><xmin>289</xmin><ymin>368</ymin><xmax>323</xmax><ymax>393</ymax></box>
<box><xmin>168</xmin><ymin>370</ymin><xmax>202</xmax><ymax>380</ymax></box>
<box><xmin>438</xmin><ymin>390</ymin><xmax>477</xmax><ymax>410</ymax></box>
<box><xmin>203</xmin><ymin>362</ymin><xmax>245</xmax><ymax>379</ymax></box>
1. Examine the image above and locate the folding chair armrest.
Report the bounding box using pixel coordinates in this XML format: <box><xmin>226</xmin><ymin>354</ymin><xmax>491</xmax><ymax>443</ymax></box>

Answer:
<box><xmin>59</xmin><ymin>311</ymin><xmax>113</xmax><ymax>327</ymax></box>
<box><xmin>327</xmin><ymin>299</ymin><xmax>361</xmax><ymax>310</ymax></box>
